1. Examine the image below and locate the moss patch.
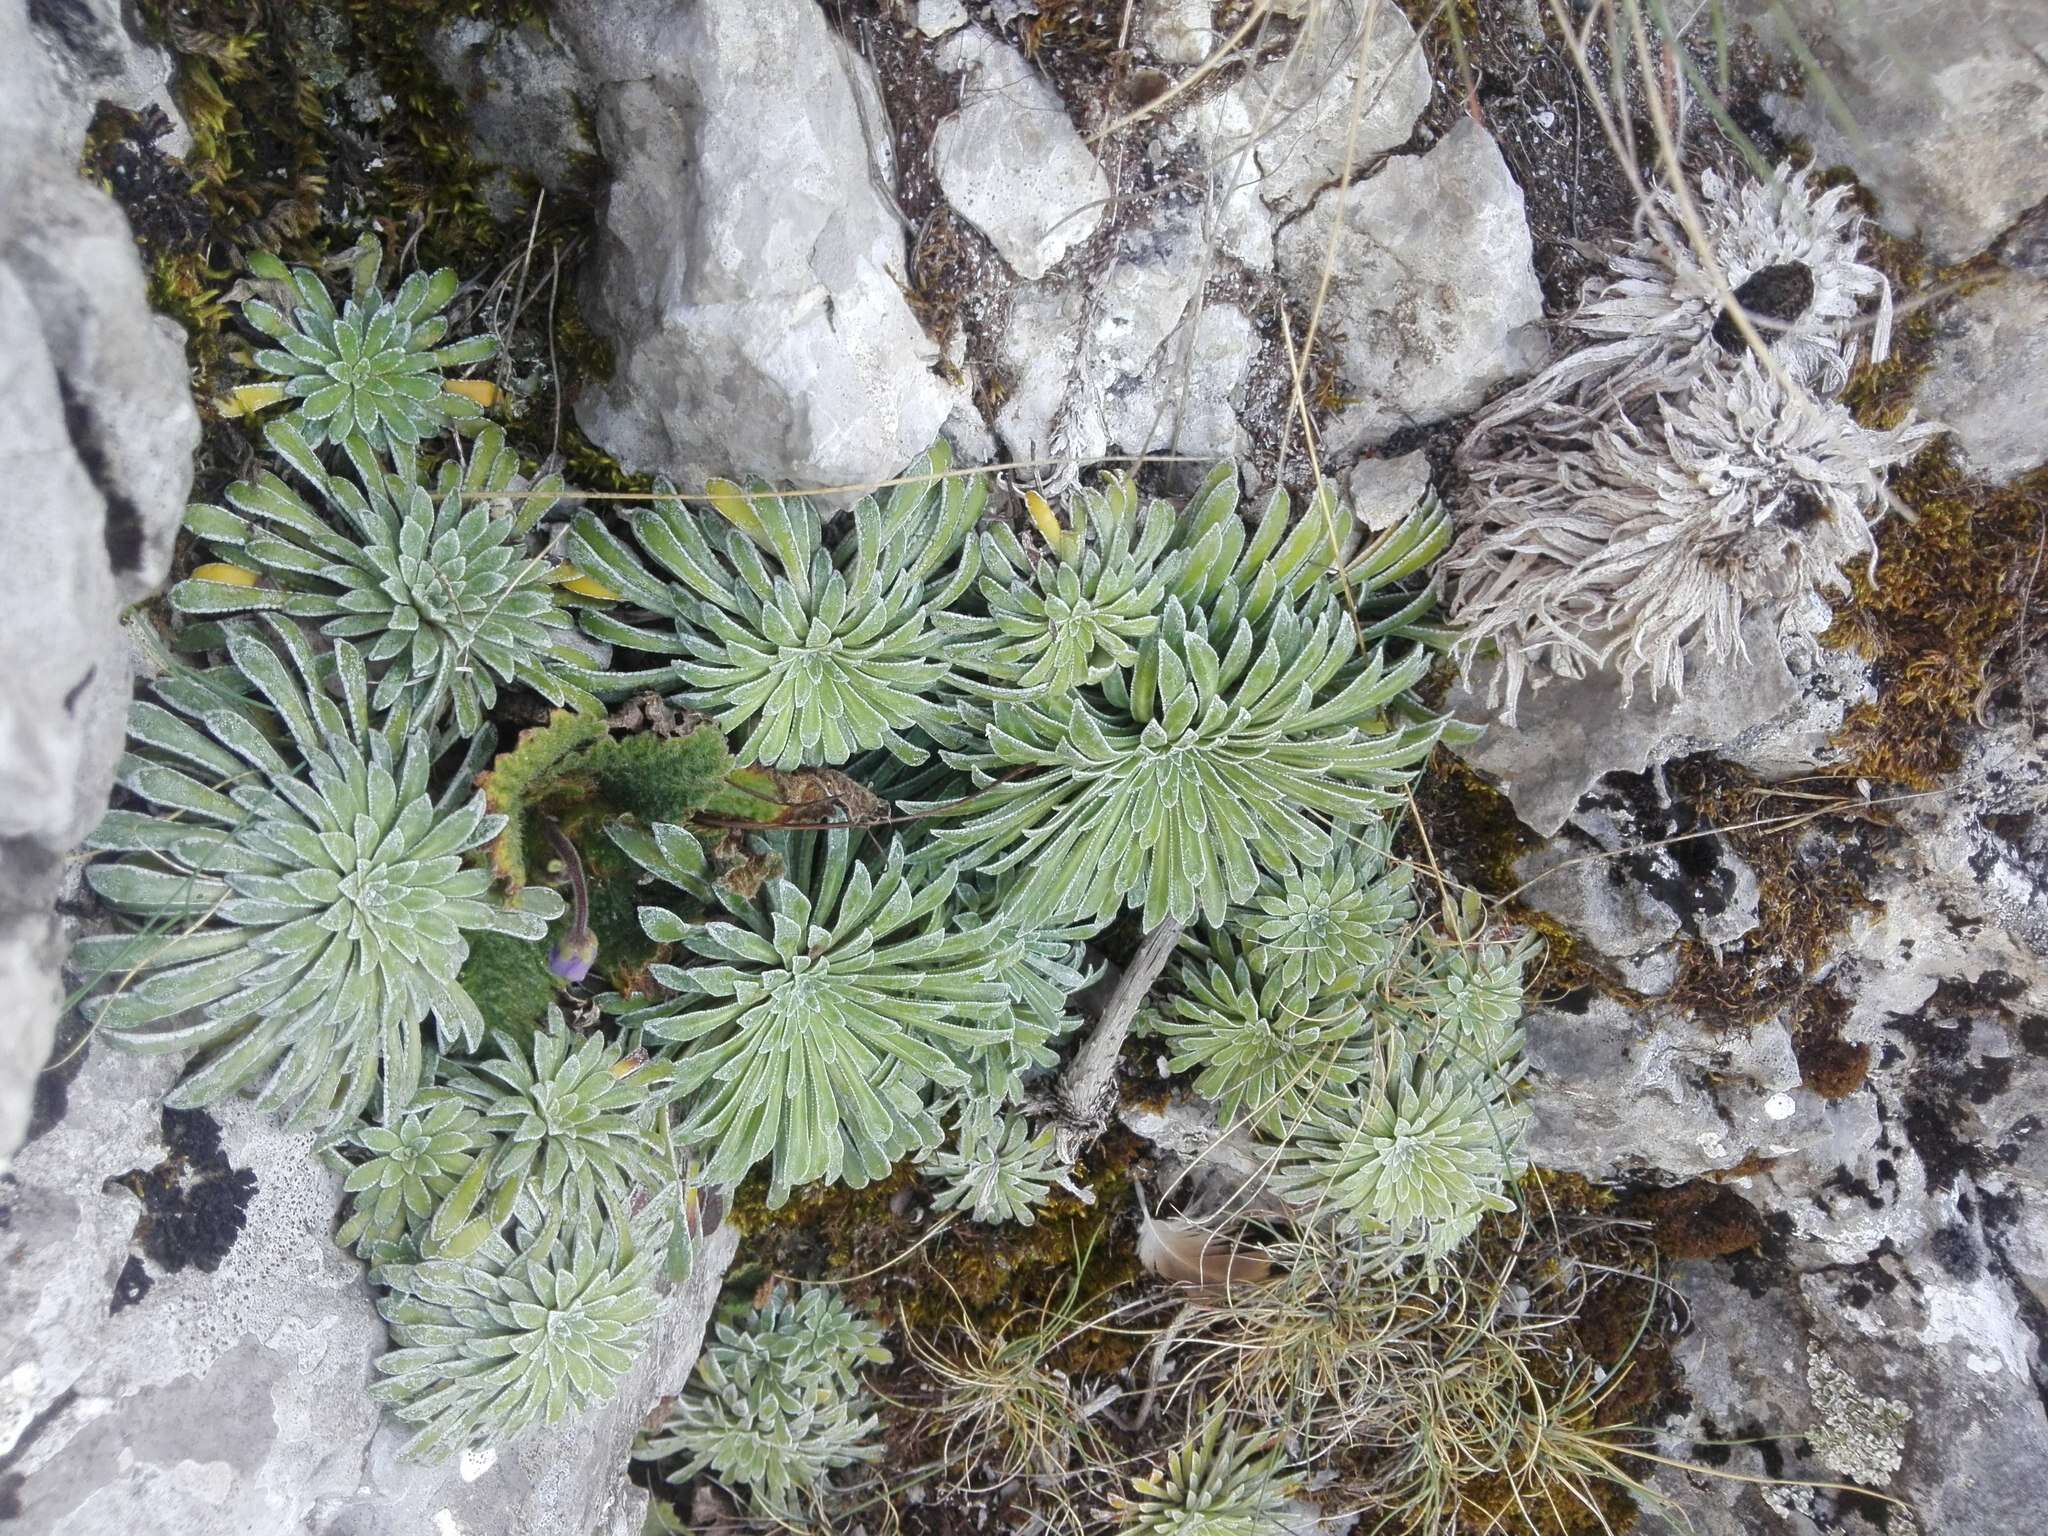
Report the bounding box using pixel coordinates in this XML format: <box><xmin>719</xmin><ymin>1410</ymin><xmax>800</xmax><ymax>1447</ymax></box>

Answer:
<box><xmin>727</xmin><ymin>1126</ymin><xmax>1149</xmax><ymax>1371</ymax></box>
<box><xmin>1824</xmin><ymin>448</ymin><xmax>2048</xmax><ymax>789</ymax></box>
<box><xmin>1663</xmin><ymin>758</ymin><xmax>1890</xmax><ymax>1029</ymax></box>
<box><xmin>1819</xmin><ymin>174</ymin><xmax>2048</xmax><ymax>790</ymax></box>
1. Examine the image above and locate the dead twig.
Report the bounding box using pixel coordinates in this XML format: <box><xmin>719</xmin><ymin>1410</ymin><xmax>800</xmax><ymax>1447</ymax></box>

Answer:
<box><xmin>1050</xmin><ymin>917</ymin><xmax>1186</xmax><ymax>1167</ymax></box>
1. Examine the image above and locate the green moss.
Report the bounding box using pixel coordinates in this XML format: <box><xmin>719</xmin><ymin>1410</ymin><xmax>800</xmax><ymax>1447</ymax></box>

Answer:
<box><xmin>585</xmin><ymin>728</ymin><xmax>731</xmax><ymax>822</ymax></box>
<box><xmin>457</xmin><ymin>927</ymin><xmax>557</xmax><ymax>1045</ymax></box>
<box><xmin>581</xmin><ymin>835</ymin><xmax>663</xmax><ymax>993</ymax></box>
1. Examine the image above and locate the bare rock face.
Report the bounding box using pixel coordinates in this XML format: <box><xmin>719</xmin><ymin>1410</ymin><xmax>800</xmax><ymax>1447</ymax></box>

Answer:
<box><xmin>1520</xmin><ymin>659</ymin><xmax>2048</xmax><ymax>1533</ymax></box>
<box><xmin>931</xmin><ymin>27</ymin><xmax>1110</xmax><ymax>281</ymax></box>
<box><xmin>553</xmin><ymin>0</ymin><xmax>961</xmax><ymax>491</ymax></box>
<box><xmin>1451</xmin><ymin>600</ymin><xmax>1875</xmax><ymax>838</ymax></box>
<box><xmin>0</xmin><ymin>1050</ymin><xmax>383</xmax><ymax>1531</ymax></box>
<box><xmin>1915</xmin><ymin>268</ymin><xmax>2048</xmax><ymax>485</ymax></box>
<box><xmin>994</xmin><ymin>214</ymin><xmax>1261</xmax><ymax>485</ymax></box>
<box><xmin>1276</xmin><ymin>119</ymin><xmax>1547</xmax><ymax>456</ymax></box>
<box><xmin>1208</xmin><ymin>0</ymin><xmax>1431</xmax><ymax>219</ymax></box>
<box><xmin>425</xmin><ymin>16</ymin><xmax>595</xmax><ymax>206</ymax></box>
<box><xmin>19</xmin><ymin>0</ymin><xmax>187</xmax><ymax>154</ymax></box>
<box><xmin>1740</xmin><ymin>0</ymin><xmax>2048</xmax><ymax>266</ymax></box>
<box><xmin>0</xmin><ymin>0</ymin><xmax>199</xmax><ymax>1167</ymax></box>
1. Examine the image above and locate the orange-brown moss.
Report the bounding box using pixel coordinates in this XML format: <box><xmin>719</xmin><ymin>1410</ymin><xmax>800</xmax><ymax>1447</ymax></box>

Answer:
<box><xmin>1787</xmin><ymin>984</ymin><xmax>1872</xmax><ymax>1098</ymax></box>
<box><xmin>1824</xmin><ymin>448</ymin><xmax>2048</xmax><ymax>789</ymax></box>
<box><xmin>727</xmin><ymin>1127</ymin><xmax>1152</xmax><ymax>1377</ymax></box>
<box><xmin>1628</xmin><ymin>1181</ymin><xmax>1767</xmax><ymax>1261</ymax></box>
<box><xmin>1816</xmin><ymin>173</ymin><xmax>2048</xmax><ymax>790</ymax></box>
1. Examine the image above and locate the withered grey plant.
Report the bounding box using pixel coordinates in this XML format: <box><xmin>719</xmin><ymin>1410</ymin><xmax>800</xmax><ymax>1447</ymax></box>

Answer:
<box><xmin>1467</xmin><ymin>161</ymin><xmax>1894</xmax><ymax>446</ymax></box>
<box><xmin>1450</xmin><ymin>160</ymin><xmax>1941</xmax><ymax>721</ymax></box>
<box><xmin>1452</xmin><ymin>357</ymin><xmax>1939</xmax><ymax>715</ymax></box>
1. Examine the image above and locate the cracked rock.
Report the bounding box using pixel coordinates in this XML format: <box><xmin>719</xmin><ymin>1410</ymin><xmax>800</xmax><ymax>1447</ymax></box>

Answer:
<box><xmin>1739</xmin><ymin>0</ymin><xmax>2048</xmax><ymax>266</ymax></box>
<box><xmin>1275</xmin><ymin>118</ymin><xmax>1547</xmax><ymax>457</ymax></box>
<box><xmin>1</xmin><ymin>0</ymin><xmax>199</xmax><ymax>1166</ymax></box>
<box><xmin>554</xmin><ymin>0</ymin><xmax>961</xmax><ymax>491</ymax></box>
<box><xmin>932</xmin><ymin>27</ymin><xmax>1110</xmax><ymax>282</ymax></box>
<box><xmin>0</xmin><ymin>1045</ymin><xmax>738</xmax><ymax>1536</ymax></box>
<box><xmin>1914</xmin><ymin>270</ymin><xmax>2048</xmax><ymax>484</ymax></box>
<box><xmin>1205</xmin><ymin>0</ymin><xmax>1430</xmax><ymax>219</ymax></box>
<box><xmin>995</xmin><ymin>214</ymin><xmax>1261</xmax><ymax>482</ymax></box>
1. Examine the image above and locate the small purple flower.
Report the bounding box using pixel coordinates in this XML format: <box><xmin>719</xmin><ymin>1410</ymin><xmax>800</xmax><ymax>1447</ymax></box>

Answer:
<box><xmin>541</xmin><ymin>819</ymin><xmax>598</xmax><ymax>986</ymax></box>
<box><xmin>549</xmin><ymin>930</ymin><xmax>599</xmax><ymax>983</ymax></box>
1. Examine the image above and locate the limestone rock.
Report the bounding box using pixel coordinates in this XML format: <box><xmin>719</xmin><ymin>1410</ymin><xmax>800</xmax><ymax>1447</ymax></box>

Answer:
<box><xmin>554</xmin><ymin>0</ymin><xmax>960</xmax><ymax>491</ymax></box>
<box><xmin>1523</xmin><ymin>995</ymin><xmax>1827</xmax><ymax>1180</ymax></box>
<box><xmin>932</xmin><ymin>28</ymin><xmax>1110</xmax><ymax>281</ymax></box>
<box><xmin>916</xmin><ymin>0</ymin><xmax>970</xmax><ymax>39</ymax></box>
<box><xmin>1914</xmin><ymin>271</ymin><xmax>2048</xmax><ymax>483</ymax></box>
<box><xmin>1135</xmin><ymin>0</ymin><xmax>1215</xmax><ymax>65</ymax></box>
<box><xmin>1212</xmin><ymin>0</ymin><xmax>1430</xmax><ymax>218</ymax></box>
<box><xmin>0</xmin><ymin>0</ymin><xmax>199</xmax><ymax>1165</ymax></box>
<box><xmin>995</xmin><ymin>215</ymin><xmax>1261</xmax><ymax>485</ymax></box>
<box><xmin>1276</xmin><ymin>119</ymin><xmax>1546</xmax><ymax>457</ymax></box>
<box><xmin>22</xmin><ymin>0</ymin><xmax>186</xmax><ymax>155</ymax></box>
<box><xmin>426</xmin><ymin>17</ymin><xmax>595</xmax><ymax>200</ymax></box>
<box><xmin>0</xmin><ymin>1050</ymin><xmax>382</xmax><ymax>1532</ymax></box>
<box><xmin>1741</xmin><ymin>0</ymin><xmax>2048</xmax><ymax>265</ymax></box>
<box><xmin>1452</xmin><ymin>600</ymin><xmax>1873</xmax><ymax>838</ymax></box>
<box><xmin>1345</xmin><ymin>450</ymin><xmax>1430</xmax><ymax>532</ymax></box>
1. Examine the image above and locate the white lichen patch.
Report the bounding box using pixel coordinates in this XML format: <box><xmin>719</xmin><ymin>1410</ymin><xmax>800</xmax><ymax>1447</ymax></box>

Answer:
<box><xmin>1</xmin><ymin>1361</ymin><xmax>42</xmax><ymax>1456</ymax></box>
<box><xmin>1806</xmin><ymin>1347</ymin><xmax>1910</xmax><ymax>1484</ymax></box>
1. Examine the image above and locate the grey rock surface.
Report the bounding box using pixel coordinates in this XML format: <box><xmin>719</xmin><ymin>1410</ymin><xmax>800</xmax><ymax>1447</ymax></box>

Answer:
<box><xmin>1914</xmin><ymin>270</ymin><xmax>2048</xmax><ymax>483</ymax></box>
<box><xmin>0</xmin><ymin>1045</ymin><xmax>738</xmax><ymax>1535</ymax></box>
<box><xmin>1741</xmin><ymin>0</ymin><xmax>2048</xmax><ymax>266</ymax></box>
<box><xmin>1276</xmin><ymin>118</ymin><xmax>1546</xmax><ymax>456</ymax></box>
<box><xmin>1135</xmin><ymin>0</ymin><xmax>1216</xmax><ymax>65</ymax></box>
<box><xmin>1452</xmin><ymin>602</ymin><xmax>1872</xmax><ymax>837</ymax></box>
<box><xmin>1210</xmin><ymin>0</ymin><xmax>1431</xmax><ymax>218</ymax></box>
<box><xmin>1526</xmin><ymin>662</ymin><xmax>2048</xmax><ymax>1533</ymax></box>
<box><xmin>1523</xmin><ymin>996</ymin><xmax>1822</xmax><ymax>1179</ymax></box>
<box><xmin>0</xmin><ymin>1050</ymin><xmax>384</xmax><ymax>1532</ymax></box>
<box><xmin>932</xmin><ymin>28</ymin><xmax>1110</xmax><ymax>281</ymax></box>
<box><xmin>916</xmin><ymin>0</ymin><xmax>970</xmax><ymax>38</ymax></box>
<box><xmin>1345</xmin><ymin>450</ymin><xmax>1430</xmax><ymax>532</ymax></box>
<box><xmin>1</xmin><ymin>0</ymin><xmax>199</xmax><ymax>1166</ymax></box>
<box><xmin>22</xmin><ymin>0</ymin><xmax>186</xmax><ymax>154</ymax></box>
<box><xmin>995</xmin><ymin>215</ymin><xmax>1262</xmax><ymax>485</ymax></box>
<box><xmin>555</xmin><ymin>0</ymin><xmax>960</xmax><ymax>491</ymax></box>
<box><xmin>427</xmin><ymin>17</ymin><xmax>595</xmax><ymax>202</ymax></box>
